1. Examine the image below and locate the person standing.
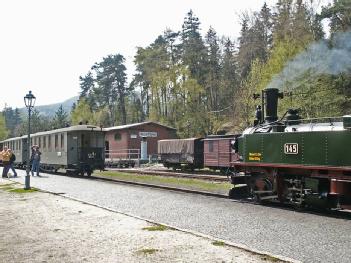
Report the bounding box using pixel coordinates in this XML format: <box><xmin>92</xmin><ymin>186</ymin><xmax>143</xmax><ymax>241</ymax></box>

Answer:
<box><xmin>31</xmin><ymin>146</ymin><xmax>41</xmax><ymax>177</ymax></box>
<box><xmin>1</xmin><ymin>146</ymin><xmax>11</xmax><ymax>178</ymax></box>
<box><xmin>8</xmin><ymin>149</ymin><xmax>17</xmax><ymax>178</ymax></box>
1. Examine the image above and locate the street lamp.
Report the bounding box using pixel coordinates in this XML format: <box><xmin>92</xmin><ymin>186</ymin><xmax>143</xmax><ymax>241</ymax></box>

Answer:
<box><xmin>24</xmin><ymin>90</ymin><xmax>36</xmax><ymax>190</ymax></box>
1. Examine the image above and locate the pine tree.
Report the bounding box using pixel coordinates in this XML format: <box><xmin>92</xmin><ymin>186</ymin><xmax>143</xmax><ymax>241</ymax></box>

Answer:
<box><xmin>0</xmin><ymin>113</ymin><xmax>9</xmax><ymax>140</ymax></box>
<box><xmin>181</xmin><ymin>10</ymin><xmax>207</xmax><ymax>85</ymax></box>
<box><xmin>52</xmin><ymin>105</ymin><xmax>69</xmax><ymax>128</ymax></box>
<box><xmin>92</xmin><ymin>54</ymin><xmax>128</xmax><ymax>125</ymax></box>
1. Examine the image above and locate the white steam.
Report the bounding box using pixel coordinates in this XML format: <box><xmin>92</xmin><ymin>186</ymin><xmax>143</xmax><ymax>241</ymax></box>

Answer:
<box><xmin>267</xmin><ymin>31</ymin><xmax>351</xmax><ymax>91</ymax></box>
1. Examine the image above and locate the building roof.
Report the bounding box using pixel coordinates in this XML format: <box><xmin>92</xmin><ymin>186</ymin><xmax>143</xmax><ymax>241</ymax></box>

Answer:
<box><xmin>104</xmin><ymin>121</ymin><xmax>176</xmax><ymax>132</ymax></box>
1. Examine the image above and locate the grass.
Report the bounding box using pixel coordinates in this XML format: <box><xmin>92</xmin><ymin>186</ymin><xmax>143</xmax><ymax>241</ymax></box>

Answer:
<box><xmin>212</xmin><ymin>240</ymin><xmax>226</xmax><ymax>246</ymax></box>
<box><xmin>260</xmin><ymin>255</ymin><xmax>281</xmax><ymax>262</ymax></box>
<box><xmin>9</xmin><ymin>188</ymin><xmax>38</xmax><ymax>193</ymax></box>
<box><xmin>95</xmin><ymin>171</ymin><xmax>232</xmax><ymax>193</ymax></box>
<box><xmin>142</xmin><ymin>224</ymin><xmax>169</xmax><ymax>231</ymax></box>
<box><xmin>137</xmin><ymin>248</ymin><xmax>159</xmax><ymax>255</ymax></box>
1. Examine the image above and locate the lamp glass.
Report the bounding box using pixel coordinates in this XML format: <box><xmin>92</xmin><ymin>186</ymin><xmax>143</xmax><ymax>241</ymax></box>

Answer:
<box><xmin>24</xmin><ymin>91</ymin><xmax>36</xmax><ymax>108</ymax></box>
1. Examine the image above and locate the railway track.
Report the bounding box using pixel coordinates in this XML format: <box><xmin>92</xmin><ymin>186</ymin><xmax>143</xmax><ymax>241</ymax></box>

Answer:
<box><xmin>105</xmin><ymin>167</ymin><xmax>230</xmax><ymax>182</ymax></box>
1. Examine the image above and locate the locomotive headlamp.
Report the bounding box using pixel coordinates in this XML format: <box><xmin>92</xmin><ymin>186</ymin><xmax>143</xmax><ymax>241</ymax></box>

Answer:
<box><xmin>24</xmin><ymin>90</ymin><xmax>36</xmax><ymax>108</ymax></box>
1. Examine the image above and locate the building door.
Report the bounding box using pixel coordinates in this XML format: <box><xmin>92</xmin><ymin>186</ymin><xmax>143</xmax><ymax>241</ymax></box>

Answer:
<box><xmin>141</xmin><ymin>137</ymin><xmax>147</xmax><ymax>160</ymax></box>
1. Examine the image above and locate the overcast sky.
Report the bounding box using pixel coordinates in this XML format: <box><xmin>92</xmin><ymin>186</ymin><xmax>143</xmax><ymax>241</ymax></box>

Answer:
<box><xmin>0</xmin><ymin>0</ymin><xmax>329</xmax><ymax>108</ymax></box>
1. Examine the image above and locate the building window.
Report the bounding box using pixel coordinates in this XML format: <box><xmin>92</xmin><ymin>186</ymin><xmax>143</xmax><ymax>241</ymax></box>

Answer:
<box><xmin>43</xmin><ymin>136</ymin><xmax>46</xmax><ymax>149</ymax></box>
<box><xmin>114</xmin><ymin>132</ymin><xmax>121</xmax><ymax>141</ymax></box>
<box><xmin>208</xmin><ymin>141</ymin><xmax>214</xmax><ymax>153</ymax></box>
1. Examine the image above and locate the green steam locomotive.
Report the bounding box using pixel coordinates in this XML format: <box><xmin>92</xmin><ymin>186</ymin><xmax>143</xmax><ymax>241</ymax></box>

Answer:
<box><xmin>230</xmin><ymin>88</ymin><xmax>351</xmax><ymax>210</ymax></box>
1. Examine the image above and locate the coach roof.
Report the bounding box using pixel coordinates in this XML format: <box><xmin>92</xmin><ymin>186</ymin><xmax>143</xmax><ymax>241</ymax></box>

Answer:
<box><xmin>0</xmin><ymin>125</ymin><xmax>103</xmax><ymax>143</ymax></box>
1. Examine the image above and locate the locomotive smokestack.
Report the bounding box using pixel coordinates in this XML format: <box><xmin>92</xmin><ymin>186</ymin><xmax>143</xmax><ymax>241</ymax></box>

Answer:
<box><xmin>264</xmin><ymin>88</ymin><xmax>283</xmax><ymax>123</ymax></box>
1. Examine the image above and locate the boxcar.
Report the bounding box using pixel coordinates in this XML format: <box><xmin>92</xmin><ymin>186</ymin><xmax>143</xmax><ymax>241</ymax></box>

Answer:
<box><xmin>203</xmin><ymin>134</ymin><xmax>239</xmax><ymax>174</ymax></box>
<box><xmin>158</xmin><ymin>138</ymin><xmax>204</xmax><ymax>170</ymax></box>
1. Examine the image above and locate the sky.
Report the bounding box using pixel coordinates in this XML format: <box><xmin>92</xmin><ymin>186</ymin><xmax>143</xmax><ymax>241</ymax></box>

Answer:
<box><xmin>0</xmin><ymin>0</ymin><xmax>330</xmax><ymax>108</ymax></box>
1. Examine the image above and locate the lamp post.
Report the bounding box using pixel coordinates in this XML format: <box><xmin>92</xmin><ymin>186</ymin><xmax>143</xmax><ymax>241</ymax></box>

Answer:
<box><xmin>24</xmin><ymin>90</ymin><xmax>36</xmax><ymax>190</ymax></box>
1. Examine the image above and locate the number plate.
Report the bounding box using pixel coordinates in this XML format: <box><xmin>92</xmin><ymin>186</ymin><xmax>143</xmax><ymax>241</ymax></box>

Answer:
<box><xmin>284</xmin><ymin>143</ymin><xmax>298</xmax><ymax>154</ymax></box>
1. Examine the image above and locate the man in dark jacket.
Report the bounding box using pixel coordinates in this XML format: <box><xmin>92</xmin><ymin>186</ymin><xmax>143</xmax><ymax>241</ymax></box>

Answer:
<box><xmin>31</xmin><ymin>146</ymin><xmax>41</xmax><ymax>176</ymax></box>
<box><xmin>8</xmin><ymin>149</ymin><xmax>17</xmax><ymax>178</ymax></box>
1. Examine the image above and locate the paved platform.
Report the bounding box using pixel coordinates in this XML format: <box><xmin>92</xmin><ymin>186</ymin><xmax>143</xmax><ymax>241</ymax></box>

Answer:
<box><xmin>0</xmin><ymin>179</ymin><xmax>278</xmax><ymax>263</ymax></box>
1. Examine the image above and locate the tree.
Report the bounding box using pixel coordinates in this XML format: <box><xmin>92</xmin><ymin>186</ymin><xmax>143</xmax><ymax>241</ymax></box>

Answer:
<box><xmin>52</xmin><ymin>105</ymin><xmax>69</xmax><ymax>128</ymax></box>
<box><xmin>204</xmin><ymin>27</ymin><xmax>221</xmax><ymax>112</ymax></box>
<box><xmin>237</xmin><ymin>4</ymin><xmax>273</xmax><ymax>80</ymax></box>
<box><xmin>220</xmin><ymin>38</ymin><xmax>239</xmax><ymax>117</ymax></box>
<box><xmin>0</xmin><ymin>113</ymin><xmax>9</xmax><ymax>140</ymax></box>
<box><xmin>79</xmin><ymin>71</ymin><xmax>96</xmax><ymax>109</ymax></box>
<box><xmin>70</xmin><ymin>99</ymin><xmax>95</xmax><ymax>125</ymax></box>
<box><xmin>321</xmin><ymin>0</ymin><xmax>351</xmax><ymax>33</ymax></box>
<box><xmin>16</xmin><ymin>109</ymin><xmax>51</xmax><ymax>136</ymax></box>
<box><xmin>181</xmin><ymin>10</ymin><xmax>207</xmax><ymax>85</ymax></box>
<box><xmin>93</xmin><ymin>54</ymin><xmax>128</xmax><ymax>125</ymax></box>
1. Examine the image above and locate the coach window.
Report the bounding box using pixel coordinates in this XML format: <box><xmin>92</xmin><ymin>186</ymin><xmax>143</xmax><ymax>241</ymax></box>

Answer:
<box><xmin>44</xmin><ymin>136</ymin><xmax>47</xmax><ymax>150</ymax></box>
<box><xmin>208</xmin><ymin>141</ymin><xmax>214</xmax><ymax>152</ymax></box>
<box><xmin>48</xmin><ymin>135</ymin><xmax>51</xmax><ymax>151</ymax></box>
<box><xmin>55</xmin><ymin>134</ymin><xmax>58</xmax><ymax>149</ymax></box>
<box><xmin>61</xmin><ymin>133</ymin><xmax>64</xmax><ymax>149</ymax></box>
<box><xmin>48</xmin><ymin>135</ymin><xmax>51</xmax><ymax>150</ymax></box>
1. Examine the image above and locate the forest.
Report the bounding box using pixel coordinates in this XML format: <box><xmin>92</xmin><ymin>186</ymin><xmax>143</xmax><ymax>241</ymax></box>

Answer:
<box><xmin>1</xmin><ymin>0</ymin><xmax>350</xmax><ymax>140</ymax></box>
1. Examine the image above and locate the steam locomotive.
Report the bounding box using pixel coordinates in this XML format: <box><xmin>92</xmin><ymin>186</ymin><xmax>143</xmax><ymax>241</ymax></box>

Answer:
<box><xmin>229</xmin><ymin>88</ymin><xmax>351</xmax><ymax>210</ymax></box>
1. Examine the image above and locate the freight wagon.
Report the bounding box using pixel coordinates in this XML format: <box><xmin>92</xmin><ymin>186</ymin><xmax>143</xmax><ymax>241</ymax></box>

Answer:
<box><xmin>158</xmin><ymin>138</ymin><xmax>204</xmax><ymax>170</ymax></box>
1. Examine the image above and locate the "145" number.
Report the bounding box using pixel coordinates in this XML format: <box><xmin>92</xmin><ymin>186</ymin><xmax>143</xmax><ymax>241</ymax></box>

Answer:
<box><xmin>284</xmin><ymin>143</ymin><xmax>298</xmax><ymax>154</ymax></box>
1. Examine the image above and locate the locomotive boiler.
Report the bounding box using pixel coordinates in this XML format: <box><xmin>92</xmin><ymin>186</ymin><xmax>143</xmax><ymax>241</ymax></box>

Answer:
<box><xmin>230</xmin><ymin>88</ymin><xmax>351</xmax><ymax>210</ymax></box>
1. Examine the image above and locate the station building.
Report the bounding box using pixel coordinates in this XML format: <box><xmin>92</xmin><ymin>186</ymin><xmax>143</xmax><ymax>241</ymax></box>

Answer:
<box><xmin>104</xmin><ymin>122</ymin><xmax>177</xmax><ymax>160</ymax></box>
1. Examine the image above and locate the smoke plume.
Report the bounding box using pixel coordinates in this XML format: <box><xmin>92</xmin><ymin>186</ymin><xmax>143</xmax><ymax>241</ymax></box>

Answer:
<box><xmin>267</xmin><ymin>31</ymin><xmax>351</xmax><ymax>91</ymax></box>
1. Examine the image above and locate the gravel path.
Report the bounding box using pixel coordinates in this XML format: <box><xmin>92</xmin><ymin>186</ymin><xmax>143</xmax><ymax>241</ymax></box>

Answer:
<box><xmin>0</xmin><ymin>180</ymin><xmax>273</xmax><ymax>263</ymax></box>
<box><xmin>9</xmin><ymin>170</ymin><xmax>351</xmax><ymax>263</ymax></box>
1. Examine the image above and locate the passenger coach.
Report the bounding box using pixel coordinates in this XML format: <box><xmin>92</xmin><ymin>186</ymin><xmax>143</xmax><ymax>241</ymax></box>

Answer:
<box><xmin>0</xmin><ymin>125</ymin><xmax>105</xmax><ymax>176</ymax></box>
